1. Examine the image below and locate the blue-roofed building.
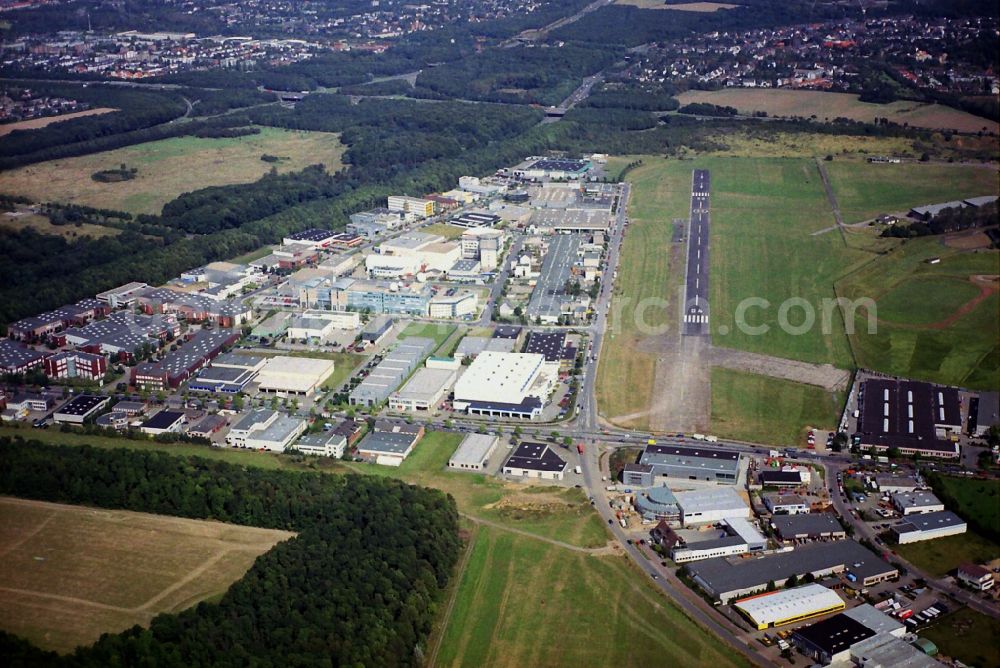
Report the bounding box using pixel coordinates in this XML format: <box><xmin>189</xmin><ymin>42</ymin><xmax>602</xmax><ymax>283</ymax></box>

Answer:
<box><xmin>635</xmin><ymin>485</ymin><xmax>680</xmax><ymax>522</ymax></box>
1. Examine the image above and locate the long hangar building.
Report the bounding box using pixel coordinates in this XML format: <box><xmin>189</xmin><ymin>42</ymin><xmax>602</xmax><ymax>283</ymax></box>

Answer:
<box><xmin>625</xmin><ymin>444</ymin><xmax>744</xmax><ymax>486</ymax></box>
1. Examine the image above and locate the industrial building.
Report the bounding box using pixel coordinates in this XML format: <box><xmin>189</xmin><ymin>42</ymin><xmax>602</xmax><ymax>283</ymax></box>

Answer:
<box><xmin>188</xmin><ymin>414</ymin><xmax>226</xmax><ymax>439</ymax></box>
<box><xmin>454</xmin><ymin>335</ymin><xmax>516</xmax><ymax>359</ymax></box>
<box><xmin>461</xmin><ymin>227</ymin><xmax>504</xmax><ymax>271</ymax></box>
<box><xmin>635</xmin><ymin>485</ymin><xmax>680</xmax><ymax>522</ymax></box>
<box><xmin>792</xmin><ymin>612</ymin><xmax>879</xmax><ymax>665</ymax></box>
<box><xmin>388</xmin><ymin>366</ymin><xmax>456</xmax><ymax>412</ymax></box>
<box><xmin>684</xmin><ymin>540</ymin><xmax>897</xmax><ymax>603</ymax></box>
<box><xmin>974</xmin><ymin>391</ymin><xmax>999</xmax><ymax>438</ymax></box>
<box><xmin>0</xmin><ymin>340</ymin><xmax>49</xmax><ymax>375</ymax></box>
<box><xmin>428</xmin><ymin>291</ymin><xmax>478</xmax><ymax>318</ymax></box>
<box><xmin>349</xmin><ymin>337</ymin><xmax>435</xmax><ymax>407</ymax></box>
<box><xmin>293</xmin><ymin>432</ymin><xmax>347</xmax><ymax>458</ymax></box>
<box><xmin>672</xmin><ymin>535</ymin><xmax>748</xmax><ymax>564</ymax></box>
<box><xmin>891</xmin><ymin>490</ymin><xmax>945</xmax><ymax>515</ymax></box>
<box><xmin>43</xmin><ymin>350</ymin><xmax>107</xmax><ymax>380</ymax></box>
<box><xmin>673</xmin><ymin>487</ymin><xmax>750</xmax><ymax>525</ymax></box>
<box><xmin>453</xmin><ymin>351</ymin><xmax>555</xmax><ymax>419</ymax></box>
<box><xmin>639</xmin><ymin>444</ymin><xmax>743</xmax><ymax>485</ymax></box>
<box><xmin>255</xmin><ymin>355</ymin><xmax>335</xmax><ymax>396</ymax></box>
<box><xmin>725</xmin><ymin>517</ymin><xmax>768</xmax><ymax>551</ymax></box>
<box><xmin>282</xmin><ymin>228</ymin><xmax>338</xmax><ymax>249</ymax></box>
<box><xmin>96</xmin><ymin>282</ymin><xmax>148</xmax><ymax>308</ymax></box>
<box><xmin>52</xmin><ymin>394</ymin><xmax>108</xmax><ymax>424</ymax></box>
<box><xmin>874</xmin><ymin>474</ymin><xmax>919</xmax><ymax>494</ymax></box>
<box><xmin>893</xmin><ymin>510</ymin><xmax>967</xmax><ymax>544</ymax></box>
<box><xmin>771</xmin><ymin>513</ymin><xmax>847</xmax><ymax>543</ymax></box>
<box><xmin>225</xmin><ymin>409</ymin><xmax>306</xmax><ymax>452</ymax></box>
<box><xmin>523</xmin><ymin>331</ymin><xmax>568</xmax><ymax>363</ymax></box>
<box><xmin>956</xmin><ymin>563</ymin><xmax>995</xmax><ymax>591</ymax></box>
<box><xmin>356</xmin><ymin>424</ymin><xmax>423</xmax><ymax>466</ymax></box>
<box><xmin>512</xmin><ymin>157</ymin><xmax>591</xmax><ymax>181</ymax></box>
<box><xmin>759</xmin><ymin>470</ymin><xmax>807</xmax><ymax>487</ymax></box>
<box><xmin>855</xmin><ymin>378</ymin><xmax>962</xmax><ymax>458</ymax></box>
<box><xmin>623</xmin><ymin>463</ymin><xmax>655</xmax><ymax>488</ymax></box>
<box><xmin>501</xmin><ymin>441</ymin><xmax>567</xmax><ymax>480</ymax></box>
<box><xmin>387</xmin><ymin>195</ymin><xmax>435</xmax><ymax>218</ymax></box>
<box><xmin>448</xmin><ymin>433</ymin><xmax>500</xmax><ymax>471</ymax></box>
<box><xmin>733</xmin><ymin>584</ymin><xmax>845</xmax><ymax>630</ymax></box>
<box><xmin>132</xmin><ymin>329</ymin><xmax>239</xmax><ymax>390</ymax></box>
<box><xmin>140</xmin><ymin>410</ymin><xmax>186</xmax><ymax>435</ymax></box>
<box><xmin>189</xmin><ymin>364</ymin><xmax>258</xmax><ymax>394</ymax></box>
<box><xmin>450</xmin><ymin>211</ymin><xmax>500</xmax><ymax>228</ymax></box>
<box><xmin>286</xmin><ymin>310</ymin><xmax>360</xmax><ymax>343</ymax></box>
<box><xmin>764</xmin><ymin>493</ymin><xmax>810</xmax><ymax>515</ymax></box>
<box><xmin>850</xmin><ymin>633</ymin><xmax>940</xmax><ymax>668</ymax></box>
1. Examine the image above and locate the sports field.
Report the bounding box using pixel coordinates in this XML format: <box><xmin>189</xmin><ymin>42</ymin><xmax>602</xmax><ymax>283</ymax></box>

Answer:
<box><xmin>433</xmin><ymin>525</ymin><xmax>749</xmax><ymax>668</ymax></box>
<box><xmin>676</xmin><ymin>89</ymin><xmax>998</xmax><ymax>134</ymax></box>
<box><xmin>710</xmin><ymin>368</ymin><xmax>843</xmax><ymax>445</ymax></box>
<box><xmin>0</xmin><ymin>496</ymin><xmax>294</xmax><ymax>653</ymax></box>
<box><xmin>0</xmin><ymin>127</ymin><xmax>345</xmax><ymax>215</ymax></box>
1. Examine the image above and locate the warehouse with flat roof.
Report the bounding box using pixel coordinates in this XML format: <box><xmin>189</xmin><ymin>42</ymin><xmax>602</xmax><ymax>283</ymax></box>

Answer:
<box><xmin>448</xmin><ymin>433</ymin><xmax>499</xmax><ymax>471</ymax></box>
<box><xmin>771</xmin><ymin>513</ymin><xmax>847</xmax><ymax>543</ymax></box>
<box><xmin>893</xmin><ymin>510</ymin><xmax>967</xmax><ymax>544</ymax></box>
<box><xmin>685</xmin><ymin>540</ymin><xmax>897</xmax><ymax>603</ymax></box>
<box><xmin>388</xmin><ymin>366</ymin><xmax>456</xmax><ymax>412</ymax></box>
<box><xmin>256</xmin><ymin>355</ymin><xmax>335</xmax><ymax>396</ymax></box>
<box><xmin>639</xmin><ymin>444</ymin><xmax>743</xmax><ymax>485</ymax></box>
<box><xmin>674</xmin><ymin>487</ymin><xmax>750</xmax><ymax>525</ymax></box>
<box><xmin>733</xmin><ymin>583</ymin><xmax>845</xmax><ymax>630</ymax></box>
<box><xmin>856</xmin><ymin>378</ymin><xmax>962</xmax><ymax>458</ymax></box>
<box><xmin>453</xmin><ymin>351</ymin><xmax>554</xmax><ymax>419</ymax></box>
<box><xmin>792</xmin><ymin>611</ymin><xmax>876</xmax><ymax>664</ymax></box>
<box><xmin>53</xmin><ymin>394</ymin><xmax>108</xmax><ymax>424</ymax></box>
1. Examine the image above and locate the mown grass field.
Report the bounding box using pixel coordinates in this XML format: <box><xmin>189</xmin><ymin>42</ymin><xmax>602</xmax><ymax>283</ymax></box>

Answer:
<box><xmin>837</xmin><ymin>236</ymin><xmax>999</xmax><ymax>389</ymax></box>
<box><xmin>0</xmin><ymin>127</ymin><xmax>345</xmax><ymax>215</ymax></box>
<box><xmin>0</xmin><ymin>496</ymin><xmax>293</xmax><ymax>654</ymax></box>
<box><xmin>825</xmin><ymin>161</ymin><xmax>999</xmax><ymax>223</ymax></box>
<box><xmin>709</xmin><ymin>368</ymin><xmax>843</xmax><ymax>445</ymax></box>
<box><xmin>397</xmin><ymin>321</ymin><xmax>458</xmax><ymax>352</ymax></box>
<box><xmin>921</xmin><ymin>608</ymin><xmax>1000</xmax><ymax>668</ymax></box>
<box><xmin>676</xmin><ymin>89</ymin><xmax>998</xmax><ymax>134</ymax></box>
<box><xmin>433</xmin><ymin>525</ymin><xmax>750</xmax><ymax>668</ymax></box>
<box><xmin>936</xmin><ymin>476</ymin><xmax>1000</xmax><ymax>537</ymax></box>
<box><xmin>595</xmin><ymin>157</ymin><xmax>689</xmax><ymax>427</ymax></box>
<box><xmin>894</xmin><ymin>531</ymin><xmax>998</xmax><ymax>577</ymax></box>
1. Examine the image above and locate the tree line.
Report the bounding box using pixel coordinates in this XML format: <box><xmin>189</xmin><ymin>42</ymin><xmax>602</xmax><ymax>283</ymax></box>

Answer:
<box><xmin>0</xmin><ymin>438</ymin><xmax>461</xmax><ymax>667</ymax></box>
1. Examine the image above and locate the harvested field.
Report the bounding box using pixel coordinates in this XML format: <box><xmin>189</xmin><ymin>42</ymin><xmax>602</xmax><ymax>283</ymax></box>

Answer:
<box><xmin>0</xmin><ymin>127</ymin><xmax>345</xmax><ymax>215</ymax></box>
<box><xmin>0</xmin><ymin>496</ymin><xmax>294</xmax><ymax>653</ymax></box>
<box><xmin>0</xmin><ymin>108</ymin><xmax>116</xmax><ymax>137</ymax></box>
<box><xmin>676</xmin><ymin>89</ymin><xmax>998</xmax><ymax>134</ymax></box>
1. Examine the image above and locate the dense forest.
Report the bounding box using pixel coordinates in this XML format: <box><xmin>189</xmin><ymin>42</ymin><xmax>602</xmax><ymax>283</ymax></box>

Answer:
<box><xmin>0</xmin><ymin>438</ymin><xmax>461</xmax><ymax>667</ymax></box>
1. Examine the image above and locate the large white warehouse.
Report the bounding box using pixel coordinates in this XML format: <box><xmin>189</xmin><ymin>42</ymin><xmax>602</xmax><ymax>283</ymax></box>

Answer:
<box><xmin>453</xmin><ymin>351</ymin><xmax>555</xmax><ymax>419</ymax></box>
<box><xmin>674</xmin><ymin>487</ymin><xmax>750</xmax><ymax>526</ymax></box>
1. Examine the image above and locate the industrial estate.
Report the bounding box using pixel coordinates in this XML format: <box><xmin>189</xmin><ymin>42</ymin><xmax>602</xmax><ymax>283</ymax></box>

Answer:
<box><xmin>0</xmin><ymin>0</ymin><xmax>997</xmax><ymax>667</ymax></box>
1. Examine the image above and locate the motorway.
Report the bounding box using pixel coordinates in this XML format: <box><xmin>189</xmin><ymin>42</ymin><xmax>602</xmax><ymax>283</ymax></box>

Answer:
<box><xmin>682</xmin><ymin>169</ymin><xmax>711</xmax><ymax>337</ymax></box>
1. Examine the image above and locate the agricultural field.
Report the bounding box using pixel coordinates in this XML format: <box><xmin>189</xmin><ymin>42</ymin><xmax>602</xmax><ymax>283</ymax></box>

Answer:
<box><xmin>0</xmin><ymin>108</ymin><xmax>116</xmax><ymax>137</ymax></box>
<box><xmin>1</xmin><ymin>209</ymin><xmax>120</xmax><ymax>240</ymax></box>
<box><xmin>920</xmin><ymin>608</ymin><xmax>1000</xmax><ymax>668</ymax></box>
<box><xmin>676</xmin><ymin>89</ymin><xmax>998</xmax><ymax>134</ymax></box>
<box><xmin>0</xmin><ymin>127</ymin><xmax>345</xmax><ymax>215</ymax></box>
<box><xmin>709</xmin><ymin>368</ymin><xmax>843</xmax><ymax>445</ymax></box>
<box><xmin>432</xmin><ymin>525</ymin><xmax>749</xmax><ymax>668</ymax></box>
<box><xmin>0</xmin><ymin>496</ymin><xmax>294</xmax><ymax>653</ymax></box>
<box><xmin>837</xmin><ymin>237</ymin><xmax>999</xmax><ymax>389</ymax></box>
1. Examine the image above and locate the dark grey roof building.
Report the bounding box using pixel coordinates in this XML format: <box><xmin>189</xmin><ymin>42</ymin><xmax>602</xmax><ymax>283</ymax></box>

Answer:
<box><xmin>639</xmin><ymin>444</ymin><xmax>741</xmax><ymax>485</ymax></box>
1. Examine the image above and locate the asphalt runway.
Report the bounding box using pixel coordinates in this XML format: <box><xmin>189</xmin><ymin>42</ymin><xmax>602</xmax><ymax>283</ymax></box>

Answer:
<box><xmin>683</xmin><ymin>169</ymin><xmax>710</xmax><ymax>336</ymax></box>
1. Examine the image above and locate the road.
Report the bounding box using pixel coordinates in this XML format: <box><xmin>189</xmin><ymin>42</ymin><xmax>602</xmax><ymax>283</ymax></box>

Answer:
<box><xmin>478</xmin><ymin>235</ymin><xmax>525</xmax><ymax>326</ymax></box>
<box><xmin>682</xmin><ymin>169</ymin><xmax>711</xmax><ymax>336</ymax></box>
